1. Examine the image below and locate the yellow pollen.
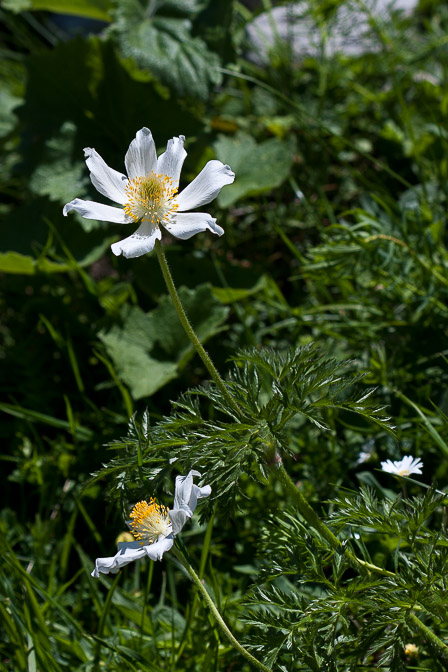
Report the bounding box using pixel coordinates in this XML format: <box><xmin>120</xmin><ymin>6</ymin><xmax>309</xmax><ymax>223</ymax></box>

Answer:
<box><xmin>129</xmin><ymin>499</ymin><xmax>171</xmax><ymax>545</ymax></box>
<box><xmin>123</xmin><ymin>172</ymin><xmax>179</xmax><ymax>225</ymax></box>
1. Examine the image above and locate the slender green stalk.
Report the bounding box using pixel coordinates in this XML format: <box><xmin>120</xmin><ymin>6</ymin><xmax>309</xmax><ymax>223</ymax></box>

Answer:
<box><xmin>275</xmin><ymin>461</ymin><xmax>394</xmax><ymax>576</ymax></box>
<box><xmin>275</xmin><ymin>461</ymin><xmax>341</xmax><ymax>546</ymax></box>
<box><xmin>155</xmin><ymin>240</ymin><xmax>241</xmax><ymax>415</ymax></box>
<box><xmin>173</xmin><ymin>547</ymin><xmax>272</xmax><ymax>672</ymax></box>
<box><xmin>273</xmin><ymin>461</ymin><xmax>448</xmax><ymax>660</ymax></box>
<box><xmin>409</xmin><ymin>614</ymin><xmax>448</xmax><ymax>663</ymax></box>
<box><xmin>157</xmin><ymin>238</ymin><xmax>448</xmax><ymax>661</ymax></box>
<box><xmin>175</xmin><ymin>513</ymin><xmax>216</xmax><ymax>664</ymax></box>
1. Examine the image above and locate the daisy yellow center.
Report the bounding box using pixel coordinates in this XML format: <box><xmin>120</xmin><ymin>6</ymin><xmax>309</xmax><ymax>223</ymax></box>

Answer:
<box><xmin>123</xmin><ymin>172</ymin><xmax>179</xmax><ymax>225</ymax></box>
<box><xmin>129</xmin><ymin>499</ymin><xmax>171</xmax><ymax>545</ymax></box>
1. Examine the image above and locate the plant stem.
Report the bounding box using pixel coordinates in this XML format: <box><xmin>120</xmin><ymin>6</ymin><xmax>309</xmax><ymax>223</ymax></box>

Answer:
<box><xmin>155</xmin><ymin>240</ymin><xmax>240</xmax><ymax>415</ymax></box>
<box><xmin>274</xmin><ymin>461</ymin><xmax>448</xmax><ymax>660</ymax></box>
<box><xmin>409</xmin><ymin>613</ymin><xmax>448</xmax><ymax>662</ymax></box>
<box><xmin>156</xmin><ymin>239</ymin><xmax>448</xmax><ymax>662</ymax></box>
<box><xmin>275</xmin><ymin>462</ymin><xmax>394</xmax><ymax>576</ymax></box>
<box><xmin>276</xmin><ymin>462</ymin><xmax>341</xmax><ymax>547</ymax></box>
<box><xmin>175</xmin><ymin>512</ymin><xmax>215</xmax><ymax>664</ymax></box>
<box><xmin>173</xmin><ymin>547</ymin><xmax>272</xmax><ymax>672</ymax></box>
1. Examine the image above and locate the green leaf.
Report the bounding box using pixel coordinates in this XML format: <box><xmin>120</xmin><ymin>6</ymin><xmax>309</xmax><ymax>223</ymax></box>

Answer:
<box><xmin>19</xmin><ymin>36</ymin><xmax>201</xmax><ymax>173</ymax></box>
<box><xmin>0</xmin><ymin>88</ymin><xmax>21</xmax><ymax>138</ymax></box>
<box><xmin>29</xmin><ymin>122</ymin><xmax>90</xmax><ymax>205</ymax></box>
<box><xmin>103</xmin><ymin>335</ymin><xmax>178</xmax><ymax>400</ymax></box>
<box><xmin>150</xmin><ymin>283</ymin><xmax>229</xmax><ymax>366</ymax></box>
<box><xmin>0</xmin><ymin>236</ymin><xmax>115</xmax><ymax>274</ymax></box>
<box><xmin>0</xmin><ymin>251</ymin><xmax>36</xmax><ymax>274</ymax></box>
<box><xmin>2</xmin><ymin>0</ymin><xmax>113</xmax><ymax>21</ymax></box>
<box><xmin>214</xmin><ymin>132</ymin><xmax>296</xmax><ymax>207</ymax></box>
<box><xmin>99</xmin><ymin>308</ymin><xmax>178</xmax><ymax>399</ymax></box>
<box><xmin>99</xmin><ymin>283</ymin><xmax>229</xmax><ymax>398</ymax></box>
<box><xmin>0</xmin><ymin>402</ymin><xmax>93</xmax><ymax>440</ymax></box>
<box><xmin>110</xmin><ymin>0</ymin><xmax>221</xmax><ymax>100</ymax></box>
<box><xmin>212</xmin><ymin>274</ymin><xmax>268</xmax><ymax>304</ymax></box>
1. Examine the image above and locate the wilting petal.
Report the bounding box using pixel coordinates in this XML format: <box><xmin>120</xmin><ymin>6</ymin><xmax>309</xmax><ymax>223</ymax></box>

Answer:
<box><xmin>84</xmin><ymin>148</ymin><xmax>128</xmax><ymax>205</ymax></box>
<box><xmin>176</xmin><ymin>160</ymin><xmax>235</xmax><ymax>211</ymax></box>
<box><xmin>164</xmin><ymin>212</ymin><xmax>224</xmax><ymax>240</ymax></box>
<box><xmin>173</xmin><ymin>470</ymin><xmax>212</xmax><ymax>518</ymax></box>
<box><xmin>63</xmin><ymin>198</ymin><xmax>130</xmax><ymax>224</ymax></box>
<box><xmin>125</xmin><ymin>127</ymin><xmax>157</xmax><ymax>180</ymax></box>
<box><xmin>111</xmin><ymin>220</ymin><xmax>162</xmax><ymax>258</ymax></box>
<box><xmin>186</xmin><ymin>481</ymin><xmax>212</xmax><ymax>515</ymax></box>
<box><xmin>157</xmin><ymin>135</ymin><xmax>187</xmax><ymax>186</ymax></box>
<box><xmin>169</xmin><ymin>509</ymin><xmax>189</xmax><ymax>536</ymax></box>
<box><xmin>144</xmin><ymin>536</ymin><xmax>174</xmax><ymax>561</ymax></box>
<box><xmin>91</xmin><ymin>543</ymin><xmax>146</xmax><ymax>578</ymax></box>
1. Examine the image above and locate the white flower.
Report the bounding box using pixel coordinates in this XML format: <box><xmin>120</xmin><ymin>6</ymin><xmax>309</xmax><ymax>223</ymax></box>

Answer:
<box><xmin>380</xmin><ymin>455</ymin><xmax>423</xmax><ymax>477</ymax></box>
<box><xmin>63</xmin><ymin>128</ymin><xmax>235</xmax><ymax>258</ymax></box>
<box><xmin>357</xmin><ymin>451</ymin><xmax>371</xmax><ymax>465</ymax></box>
<box><xmin>91</xmin><ymin>470</ymin><xmax>211</xmax><ymax>578</ymax></box>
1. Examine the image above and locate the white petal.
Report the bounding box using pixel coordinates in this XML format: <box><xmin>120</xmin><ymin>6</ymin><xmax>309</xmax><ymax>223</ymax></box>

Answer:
<box><xmin>381</xmin><ymin>459</ymin><xmax>395</xmax><ymax>473</ymax></box>
<box><xmin>173</xmin><ymin>470</ymin><xmax>200</xmax><ymax>511</ymax></box>
<box><xmin>111</xmin><ymin>220</ymin><xmax>162</xmax><ymax>258</ymax></box>
<box><xmin>125</xmin><ymin>127</ymin><xmax>157</xmax><ymax>180</ymax></box>
<box><xmin>381</xmin><ymin>455</ymin><xmax>423</xmax><ymax>476</ymax></box>
<box><xmin>169</xmin><ymin>509</ymin><xmax>189</xmax><ymax>536</ymax></box>
<box><xmin>164</xmin><ymin>212</ymin><xmax>224</xmax><ymax>240</ymax></box>
<box><xmin>84</xmin><ymin>148</ymin><xmax>128</xmax><ymax>205</ymax></box>
<box><xmin>173</xmin><ymin>470</ymin><xmax>211</xmax><ymax>518</ymax></box>
<box><xmin>176</xmin><ymin>160</ymin><xmax>235</xmax><ymax>211</ymax></box>
<box><xmin>63</xmin><ymin>198</ymin><xmax>130</xmax><ymax>224</ymax></box>
<box><xmin>401</xmin><ymin>455</ymin><xmax>423</xmax><ymax>475</ymax></box>
<box><xmin>144</xmin><ymin>536</ymin><xmax>174</xmax><ymax>561</ymax></box>
<box><xmin>91</xmin><ymin>542</ymin><xmax>146</xmax><ymax>578</ymax></box>
<box><xmin>157</xmin><ymin>135</ymin><xmax>187</xmax><ymax>186</ymax></box>
<box><xmin>188</xmin><ymin>482</ymin><xmax>212</xmax><ymax>514</ymax></box>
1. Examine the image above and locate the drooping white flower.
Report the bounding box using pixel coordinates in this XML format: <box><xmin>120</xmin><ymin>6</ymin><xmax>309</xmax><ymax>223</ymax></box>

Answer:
<box><xmin>380</xmin><ymin>455</ymin><xmax>423</xmax><ymax>477</ymax></box>
<box><xmin>63</xmin><ymin>128</ymin><xmax>235</xmax><ymax>258</ymax></box>
<box><xmin>91</xmin><ymin>470</ymin><xmax>211</xmax><ymax>578</ymax></box>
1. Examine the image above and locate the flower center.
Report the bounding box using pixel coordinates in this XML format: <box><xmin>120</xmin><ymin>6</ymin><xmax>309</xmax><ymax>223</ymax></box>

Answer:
<box><xmin>129</xmin><ymin>499</ymin><xmax>171</xmax><ymax>545</ymax></box>
<box><xmin>123</xmin><ymin>172</ymin><xmax>179</xmax><ymax>225</ymax></box>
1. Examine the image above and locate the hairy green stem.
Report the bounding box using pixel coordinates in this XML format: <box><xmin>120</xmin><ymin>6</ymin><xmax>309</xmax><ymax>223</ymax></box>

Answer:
<box><xmin>175</xmin><ymin>513</ymin><xmax>216</xmax><ymax>664</ymax></box>
<box><xmin>274</xmin><ymin>461</ymin><xmax>448</xmax><ymax>659</ymax></box>
<box><xmin>275</xmin><ymin>462</ymin><xmax>394</xmax><ymax>576</ymax></box>
<box><xmin>156</xmin><ymin>239</ymin><xmax>448</xmax><ymax>661</ymax></box>
<box><xmin>173</xmin><ymin>547</ymin><xmax>272</xmax><ymax>672</ymax></box>
<box><xmin>408</xmin><ymin>613</ymin><xmax>448</xmax><ymax>662</ymax></box>
<box><xmin>155</xmin><ymin>240</ymin><xmax>240</xmax><ymax>415</ymax></box>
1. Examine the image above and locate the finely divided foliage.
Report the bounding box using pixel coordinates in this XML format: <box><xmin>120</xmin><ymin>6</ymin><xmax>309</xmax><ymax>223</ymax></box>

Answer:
<box><xmin>93</xmin><ymin>345</ymin><xmax>395</xmax><ymax>517</ymax></box>
<box><xmin>2</xmin><ymin>1</ymin><xmax>448</xmax><ymax>671</ymax></box>
<box><xmin>244</xmin><ymin>491</ymin><xmax>448</xmax><ymax>670</ymax></box>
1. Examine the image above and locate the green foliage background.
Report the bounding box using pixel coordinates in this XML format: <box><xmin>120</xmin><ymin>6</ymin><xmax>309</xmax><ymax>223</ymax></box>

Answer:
<box><xmin>1</xmin><ymin>0</ymin><xmax>448</xmax><ymax>670</ymax></box>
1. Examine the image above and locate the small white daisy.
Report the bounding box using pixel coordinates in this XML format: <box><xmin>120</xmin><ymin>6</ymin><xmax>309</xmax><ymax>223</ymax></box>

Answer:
<box><xmin>380</xmin><ymin>455</ymin><xmax>423</xmax><ymax>477</ymax></box>
<box><xmin>63</xmin><ymin>127</ymin><xmax>235</xmax><ymax>258</ymax></box>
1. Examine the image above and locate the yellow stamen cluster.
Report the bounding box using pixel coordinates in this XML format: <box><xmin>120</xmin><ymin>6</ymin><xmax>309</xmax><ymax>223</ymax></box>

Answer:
<box><xmin>404</xmin><ymin>643</ymin><xmax>418</xmax><ymax>657</ymax></box>
<box><xmin>129</xmin><ymin>498</ymin><xmax>171</xmax><ymax>545</ymax></box>
<box><xmin>123</xmin><ymin>172</ymin><xmax>179</xmax><ymax>225</ymax></box>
